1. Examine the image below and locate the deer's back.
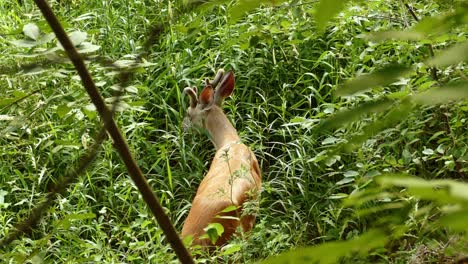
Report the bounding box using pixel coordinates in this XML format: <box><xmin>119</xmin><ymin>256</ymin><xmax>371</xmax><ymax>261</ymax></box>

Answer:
<box><xmin>181</xmin><ymin>143</ymin><xmax>261</xmax><ymax>246</ymax></box>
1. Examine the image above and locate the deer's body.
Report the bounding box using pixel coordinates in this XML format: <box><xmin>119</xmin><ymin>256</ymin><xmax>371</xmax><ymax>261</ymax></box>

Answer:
<box><xmin>181</xmin><ymin>70</ymin><xmax>261</xmax><ymax>246</ymax></box>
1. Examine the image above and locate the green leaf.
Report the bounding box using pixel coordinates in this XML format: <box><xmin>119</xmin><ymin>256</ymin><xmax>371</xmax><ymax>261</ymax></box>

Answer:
<box><xmin>69</xmin><ymin>31</ymin><xmax>87</xmax><ymax>46</ymax></box>
<box><xmin>82</xmin><ymin>104</ymin><xmax>97</xmax><ymax>120</ymax></box>
<box><xmin>221</xmin><ymin>205</ymin><xmax>238</xmax><ymax>213</ymax></box>
<box><xmin>56</xmin><ymin>212</ymin><xmax>96</xmax><ymax>229</ymax></box>
<box><xmin>23</xmin><ymin>23</ymin><xmax>40</xmax><ymax>40</ymax></box>
<box><xmin>334</xmin><ymin>100</ymin><xmax>413</xmax><ymax>153</ymax></box>
<box><xmin>336</xmin><ymin>178</ymin><xmax>354</xmax><ymax>185</ymax></box>
<box><xmin>0</xmin><ymin>190</ymin><xmax>8</xmax><ymax>204</ymax></box>
<box><xmin>13</xmin><ymin>91</ymin><xmax>27</xmax><ymax>98</ymax></box>
<box><xmin>315</xmin><ymin>0</ymin><xmax>351</xmax><ymax>31</ymax></box>
<box><xmin>337</xmin><ymin>65</ymin><xmax>411</xmax><ymax>96</ymax></box>
<box><xmin>413</xmin><ymin>7</ymin><xmax>468</xmax><ymax>36</ymax></box>
<box><xmin>427</xmin><ymin>41</ymin><xmax>468</xmax><ymax>67</ymax></box>
<box><xmin>58</xmin><ymin>31</ymin><xmax>87</xmax><ymax>49</ymax></box>
<box><xmin>261</xmin><ymin>229</ymin><xmax>388</xmax><ymax>264</ymax></box>
<box><xmin>439</xmin><ymin>210</ymin><xmax>468</xmax><ymax>231</ymax></box>
<box><xmin>182</xmin><ymin>235</ymin><xmax>194</xmax><ymax>247</ymax></box>
<box><xmin>0</xmin><ymin>98</ymin><xmax>16</xmax><ymax>107</ymax></box>
<box><xmin>422</xmin><ymin>148</ymin><xmax>434</xmax><ymax>155</ymax></box>
<box><xmin>229</xmin><ymin>0</ymin><xmax>288</xmax><ymax>23</ymax></box>
<box><xmin>365</xmin><ymin>30</ymin><xmax>424</xmax><ymax>42</ymax></box>
<box><xmin>192</xmin><ymin>0</ymin><xmax>230</xmax><ymax>13</ymax></box>
<box><xmin>344</xmin><ymin>170</ymin><xmax>359</xmax><ymax>178</ymax></box>
<box><xmin>66</xmin><ymin>212</ymin><xmax>96</xmax><ymax>220</ymax></box>
<box><xmin>202</xmin><ymin>223</ymin><xmax>224</xmax><ymax>245</ymax></box>
<box><xmin>220</xmin><ymin>244</ymin><xmax>242</xmax><ymax>256</ymax></box>
<box><xmin>10</xmin><ymin>39</ymin><xmax>38</xmax><ymax>48</ymax></box>
<box><xmin>56</xmin><ymin>104</ymin><xmax>71</xmax><ymax>118</ymax></box>
<box><xmin>77</xmin><ymin>42</ymin><xmax>101</xmax><ymax>53</ymax></box>
<box><xmin>328</xmin><ymin>193</ymin><xmax>348</xmax><ymax>199</ymax></box>
<box><xmin>376</xmin><ymin>174</ymin><xmax>468</xmax><ymax>203</ymax></box>
<box><xmin>322</xmin><ymin>136</ymin><xmax>338</xmax><ymax>145</ymax></box>
<box><xmin>318</xmin><ymin>98</ymin><xmax>394</xmax><ymax>131</ymax></box>
<box><xmin>412</xmin><ymin>81</ymin><xmax>468</xmax><ymax>105</ymax></box>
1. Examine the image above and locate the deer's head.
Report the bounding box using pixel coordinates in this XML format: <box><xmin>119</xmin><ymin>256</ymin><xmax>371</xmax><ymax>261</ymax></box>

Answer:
<box><xmin>183</xmin><ymin>69</ymin><xmax>235</xmax><ymax>130</ymax></box>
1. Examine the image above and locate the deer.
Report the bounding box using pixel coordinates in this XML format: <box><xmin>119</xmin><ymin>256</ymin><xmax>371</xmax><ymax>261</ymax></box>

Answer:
<box><xmin>181</xmin><ymin>69</ymin><xmax>262</xmax><ymax>247</ymax></box>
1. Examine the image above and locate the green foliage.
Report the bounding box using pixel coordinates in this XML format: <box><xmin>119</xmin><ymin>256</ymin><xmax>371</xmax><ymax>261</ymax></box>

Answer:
<box><xmin>261</xmin><ymin>229</ymin><xmax>388</xmax><ymax>264</ymax></box>
<box><xmin>315</xmin><ymin>0</ymin><xmax>352</xmax><ymax>31</ymax></box>
<box><xmin>337</xmin><ymin>65</ymin><xmax>411</xmax><ymax>96</ymax></box>
<box><xmin>201</xmin><ymin>223</ymin><xmax>225</xmax><ymax>245</ymax></box>
<box><xmin>0</xmin><ymin>0</ymin><xmax>467</xmax><ymax>263</ymax></box>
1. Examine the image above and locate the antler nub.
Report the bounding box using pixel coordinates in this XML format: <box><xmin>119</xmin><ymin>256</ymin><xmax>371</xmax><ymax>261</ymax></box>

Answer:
<box><xmin>211</xmin><ymin>69</ymin><xmax>225</xmax><ymax>88</ymax></box>
<box><xmin>184</xmin><ymin>86</ymin><xmax>198</xmax><ymax>108</ymax></box>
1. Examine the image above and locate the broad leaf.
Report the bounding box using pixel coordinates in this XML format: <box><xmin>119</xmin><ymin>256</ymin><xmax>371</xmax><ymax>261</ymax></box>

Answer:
<box><xmin>315</xmin><ymin>0</ymin><xmax>351</xmax><ymax>31</ymax></box>
<box><xmin>77</xmin><ymin>42</ymin><xmax>101</xmax><ymax>53</ymax></box>
<box><xmin>69</xmin><ymin>31</ymin><xmax>87</xmax><ymax>46</ymax></box>
<box><xmin>377</xmin><ymin>174</ymin><xmax>468</xmax><ymax>203</ymax></box>
<box><xmin>427</xmin><ymin>41</ymin><xmax>468</xmax><ymax>67</ymax></box>
<box><xmin>319</xmin><ymin>98</ymin><xmax>394</xmax><ymax>131</ymax></box>
<box><xmin>58</xmin><ymin>31</ymin><xmax>87</xmax><ymax>49</ymax></box>
<box><xmin>202</xmin><ymin>223</ymin><xmax>224</xmax><ymax>245</ymax></box>
<box><xmin>413</xmin><ymin>7</ymin><xmax>468</xmax><ymax>36</ymax></box>
<box><xmin>10</xmin><ymin>39</ymin><xmax>38</xmax><ymax>48</ymax></box>
<box><xmin>412</xmin><ymin>81</ymin><xmax>468</xmax><ymax>105</ymax></box>
<box><xmin>23</xmin><ymin>23</ymin><xmax>40</xmax><ymax>40</ymax></box>
<box><xmin>334</xmin><ymin>100</ymin><xmax>412</xmax><ymax>152</ymax></box>
<box><xmin>220</xmin><ymin>244</ymin><xmax>242</xmax><ymax>256</ymax></box>
<box><xmin>439</xmin><ymin>210</ymin><xmax>468</xmax><ymax>231</ymax></box>
<box><xmin>337</xmin><ymin>65</ymin><xmax>411</xmax><ymax>96</ymax></box>
<box><xmin>221</xmin><ymin>205</ymin><xmax>238</xmax><ymax>213</ymax></box>
<box><xmin>56</xmin><ymin>104</ymin><xmax>71</xmax><ymax>118</ymax></box>
<box><xmin>261</xmin><ymin>229</ymin><xmax>388</xmax><ymax>264</ymax></box>
<box><xmin>365</xmin><ymin>30</ymin><xmax>424</xmax><ymax>42</ymax></box>
<box><xmin>229</xmin><ymin>0</ymin><xmax>288</xmax><ymax>22</ymax></box>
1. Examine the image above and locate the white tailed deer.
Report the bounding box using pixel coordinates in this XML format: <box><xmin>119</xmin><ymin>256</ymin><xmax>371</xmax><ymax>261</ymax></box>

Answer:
<box><xmin>181</xmin><ymin>70</ymin><xmax>262</xmax><ymax>247</ymax></box>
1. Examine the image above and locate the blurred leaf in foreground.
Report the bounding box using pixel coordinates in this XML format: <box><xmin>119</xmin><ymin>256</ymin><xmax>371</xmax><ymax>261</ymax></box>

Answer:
<box><xmin>261</xmin><ymin>229</ymin><xmax>388</xmax><ymax>264</ymax></box>
<box><xmin>318</xmin><ymin>98</ymin><xmax>394</xmax><ymax>131</ymax></box>
<box><xmin>23</xmin><ymin>23</ymin><xmax>40</xmax><ymax>40</ymax></box>
<box><xmin>365</xmin><ymin>30</ymin><xmax>424</xmax><ymax>42</ymax></box>
<box><xmin>427</xmin><ymin>41</ymin><xmax>468</xmax><ymax>67</ymax></box>
<box><xmin>337</xmin><ymin>65</ymin><xmax>411</xmax><ymax>96</ymax></box>
<box><xmin>229</xmin><ymin>0</ymin><xmax>288</xmax><ymax>23</ymax></box>
<box><xmin>412</xmin><ymin>81</ymin><xmax>468</xmax><ymax>105</ymax></box>
<box><xmin>315</xmin><ymin>0</ymin><xmax>351</xmax><ymax>31</ymax></box>
<box><xmin>333</xmin><ymin>100</ymin><xmax>412</xmax><ymax>153</ymax></box>
<box><xmin>377</xmin><ymin>174</ymin><xmax>468</xmax><ymax>203</ymax></box>
<box><xmin>439</xmin><ymin>210</ymin><xmax>468</xmax><ymax>232</ymax></box>
<box><xmin>413</xmin><ymin>6</ymin><xmax>468</xmax><ymax>36</ymax></box>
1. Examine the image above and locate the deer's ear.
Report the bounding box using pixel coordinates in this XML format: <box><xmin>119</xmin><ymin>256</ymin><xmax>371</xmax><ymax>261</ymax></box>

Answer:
<box><xmin>199</xmin><ymin>85</ymin><xmax>214</xmax><ymax>108</ymax></box>
<box><xmin>214</xmin><ymin>71</ymin><xmax>235</xmax><ymax>105</ymax></box>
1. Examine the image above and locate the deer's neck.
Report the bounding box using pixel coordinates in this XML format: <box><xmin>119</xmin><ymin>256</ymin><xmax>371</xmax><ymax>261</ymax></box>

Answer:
<box><xmin>204</xmin><ymin>106</ymin><xmax>240</xmax><ymax>150</ymax></box>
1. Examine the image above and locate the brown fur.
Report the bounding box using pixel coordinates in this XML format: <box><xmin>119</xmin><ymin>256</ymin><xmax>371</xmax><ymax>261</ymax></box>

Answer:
<box><xmin>182</xmin><ymin>71</ymin><xmax>262</xmax><ymax>247</ymax></box>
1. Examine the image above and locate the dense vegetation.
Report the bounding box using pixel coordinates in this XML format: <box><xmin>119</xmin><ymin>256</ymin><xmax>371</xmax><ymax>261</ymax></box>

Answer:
<box><xmin>1</xmin><ymin>0</ymin><xmax>467</xmax><ymax>263</ymax></box>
